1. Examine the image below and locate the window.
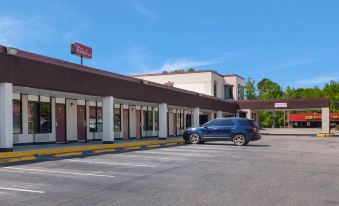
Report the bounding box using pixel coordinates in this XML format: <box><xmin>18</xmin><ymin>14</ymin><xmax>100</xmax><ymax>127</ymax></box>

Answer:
<box><xmin>89</xmin><ymin>106</ymin><xmax>97</xmax><ymax>132</ymax></box>
<box><xmin>238</xmin><ymin>119</ymin><xmax>256</xmax><ymax>126</ymax></box>
<box><xmin>224</xmin><ymin>85</ymin><xmax>233</xmax><ymax>100</ymax></box>
<box><xmin>97</xmin><ymin>107</ymin><xmax>103</xmax><ymax>132</ymax></box>
<box><xmin>114</xmin><ymin>108</ymin><xmax>121</xmax><ymax>132</ymax></box>
<box><xmin>238</xmin><ymin>84</ymin><xmax>244</xmax><ymax>100</ymax></box>
<box><xmin>28</xmin><ymin>100</ymin><xmax>51</xmax><ymax>134</ymax></box>
<box><xmin>203</xmin><ymin>119</ymin><xmax>221</xmax><ymax>127</ymax></box>
<box><xmin>13</xmin><ymin>99</ymin><xmax>22</xmax><ymax>134</ymax></box>
<box><xmin>214</xmin><ymin>81</ymin><xmax>217</xmax><ymax>97</ymax></box>
<box><xmin>220</xmin><ymin>119</ymin><xmax>235</xmax><ymax>126</ymax></box>
<box><xmin>143</xmin><ymin>110</ymin><xmax>153</xmax><ymax>131</ymax></box>
<box><xmin>89</xmin><ymin>106</ymin><xmax>103</xmax><ymax>132</ymax></box>
<box><xmin>154</xmin><ymin>111</ymin><xmax>159</xmax><ymax>131</ymax></box>
<box><xmin>186</xmin><ymin>114</ymin><xmax>192</xmax><ymax>128</ymax></box>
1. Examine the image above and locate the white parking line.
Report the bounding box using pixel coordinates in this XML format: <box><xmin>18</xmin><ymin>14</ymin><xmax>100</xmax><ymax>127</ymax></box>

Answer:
<box><xmin>3</xmin><ymin>167</ymin><xmax>115</xmax><ymax>178</ymax></box>
<box><xmin>157</xmin><ymin>148</ymin><xmax>222</xmax><ymax>153</ymax></box>
<box><xmin>0</xmin><ymin>187</ymin><xmax>45</xmax><ymax>194</ymax></box>
<box><xmin>133</xmin><ymin>150</ymin><xmax>208</xmax><ymax>156</ymax></box>
<box><xmin>113</xmin><ymin>154</ymin><xmax>188</xmax><ymax>161</ymax></box>
<box><xmin>65</xmin><ymin>159</ymin><xmax>159</xmax><ymax>168</ymax></box>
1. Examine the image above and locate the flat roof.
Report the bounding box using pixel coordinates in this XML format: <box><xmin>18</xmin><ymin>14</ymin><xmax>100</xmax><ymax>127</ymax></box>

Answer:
<box><xmin>0</xmin><ymin>46</ymin><xmax>238</xmax><ymax>113</ymax></box>
<box><xmin>130</xmin><ymin>70</ymin><xmax>245</xmax><ymax>80</ymax></box>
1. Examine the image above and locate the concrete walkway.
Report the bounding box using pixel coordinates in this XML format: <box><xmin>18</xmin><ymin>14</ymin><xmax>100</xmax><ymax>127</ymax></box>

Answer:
<box><xmin>14</xmin><ymin>137</ymin><xmax>181</xmax><ymax>152</ymax></box>
<box><xmin>260</xmin><ymin>128</ymin><xmax>339</xmax><ymax>136</ymax></box>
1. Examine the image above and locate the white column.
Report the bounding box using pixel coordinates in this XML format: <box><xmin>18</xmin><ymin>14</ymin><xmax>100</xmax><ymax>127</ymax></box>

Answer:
<box><xmin>0</xmin><ymin>83</ymin><xmax>13</xmax><ymax>151</ymax></box>
<box><xmin>102</xmin><ymin>96</ymin><xmax>114</xmax><ymax>143</ymax></box>
<box><xmin>217</xmin><ymin>111</ymin><xmax>223</xmax><ymax>118</ymax></box>
<box><xmin>159</xmin><ymin>103</ymin><xmax>168</xmax><ymax>139</ymax></box>
<box><xmin>193</xmin><ymin>107</ymin><xmax>200</xmax><ymax>127</ymax></box>
<box><xmin>321</xmin><ymin>107</ymin><xmax>330</xmax><ymax>134</ymax></box>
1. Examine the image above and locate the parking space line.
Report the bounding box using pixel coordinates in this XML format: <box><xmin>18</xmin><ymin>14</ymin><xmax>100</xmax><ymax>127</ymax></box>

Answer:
<box><xmin>65</xmin><ymin>159</ymin><xmax>159</xmax><ymax>168</ymax></box>
<box><xmin>157</xmin><ymin>148</ymin><xmax>222</xmax><ymax>153</ymax></box>
<box><xmin>3</xmin><ymin>167</ymin><xmax>115</xmax><ymax>178</ymax></box>
<box><xmin>0</xmin><ymin>187</ymin><xmax>45</xmax><ymax>194</ymax></box>
<box><xmin>133</xmin><ymin>150</ymin><xmax>208</xmax><ymax>156</ymax></box>
<box><xmin>113</xmin><ymin>154</ymin><xmax>188</xmax><ymax>161</ymax></box>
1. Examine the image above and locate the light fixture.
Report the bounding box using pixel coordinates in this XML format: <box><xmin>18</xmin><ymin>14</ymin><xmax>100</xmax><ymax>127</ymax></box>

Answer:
<box><xmin>6</xmin><ymin>47</ymin><xmax>18</xmax><ymax>55</ymax></box>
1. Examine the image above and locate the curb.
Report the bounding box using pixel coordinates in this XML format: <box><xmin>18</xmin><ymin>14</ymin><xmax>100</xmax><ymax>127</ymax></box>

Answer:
<box><xmin>316</xmin><ymin>133</ymin><xmax>336</xmax><ymax>138</ymax></box>
<box><xmin>0</xmin><ymin>138</ymin><xmax>185</xmax><ymax>164</ymax></box>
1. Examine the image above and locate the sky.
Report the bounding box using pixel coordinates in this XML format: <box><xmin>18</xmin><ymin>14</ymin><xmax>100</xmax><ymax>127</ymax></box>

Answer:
<box><xmin>0</xmin><ymin>0</ymin><xmax>339</xmax><ymax>89</ymax></box>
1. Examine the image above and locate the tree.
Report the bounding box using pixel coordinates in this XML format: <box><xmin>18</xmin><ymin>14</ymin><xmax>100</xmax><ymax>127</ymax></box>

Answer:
<box><xmin>257</xmin><ymin>78</ymin><xmax>283</xmax><ymax>100</ymax></box>
<box><xmin>187</xmin><ymin>68</ymin><xmax>195</xmax><ymax>72</ymax></box>
<box><xmin>323</xmin><ymin>81</ymin><xmax>339</xmax><ymax>112</ymax></box>
<box><xmin>245</xmin><ymin>77</ymin><xmax>257</xmax><ymax>100</ymax></box>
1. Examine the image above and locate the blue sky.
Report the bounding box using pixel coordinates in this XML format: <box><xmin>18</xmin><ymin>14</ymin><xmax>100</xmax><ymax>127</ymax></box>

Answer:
<box><xmin>1</xmin><ymin>0</ymin><xmax>339</xmax><ymax>89</ymax></box>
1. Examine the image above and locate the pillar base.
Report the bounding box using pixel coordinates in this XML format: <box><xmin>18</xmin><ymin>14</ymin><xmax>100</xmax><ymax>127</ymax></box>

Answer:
<box><xmin>0</xmin><ymin>148</ymin><xmax>13</xmax><ymax>152</ymax></box>
<box><xmin>103</xmin><ymin>141</ymin><xmax>114</xmax><ymax>144</ymax></box>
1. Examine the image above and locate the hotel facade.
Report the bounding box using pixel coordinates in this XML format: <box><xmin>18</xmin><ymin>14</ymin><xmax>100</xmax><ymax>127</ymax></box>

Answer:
<box><xmin>0</xmin><ymin>46</ymin><xmax>331</xmax><ymax>151</ymax></box>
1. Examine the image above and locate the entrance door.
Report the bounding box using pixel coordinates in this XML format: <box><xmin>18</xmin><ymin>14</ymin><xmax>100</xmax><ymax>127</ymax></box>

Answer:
<box><xmin>123</xmin><ymin>109</ymin><xmax>129</xmax><ymax>139</ymax></box>
<box><xmin>77</xmin><ymin>105</ymin><xmax>87</xmax><ymax>141</ymax></box>
<box><xmin>173</xmin><ymin>113</ymin><xmax>177</xmax><ymax>136</ymax></box>
<box><xmin>56</xmin><ymin>104</ymin><xmax>66</xmax><ymax>143</ymax></box>
<box><xmin>136</xmin><ymin>110</ymin><xmax>141</xmax><ymax>138</ymax></box>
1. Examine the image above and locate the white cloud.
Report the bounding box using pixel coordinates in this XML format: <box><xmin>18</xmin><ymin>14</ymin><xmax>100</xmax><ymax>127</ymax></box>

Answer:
<box><xmin>0</xmin><ymin>16</ymin><xmax>23</xmax><ymax>46</ymax></box>
<box><xmin>161</xmin><ymin>58</ymin><xmax>218</xmax><ymax>71</ymax></box>
<box><xmin>263</xmin><ymin>58</ymin><xmax>314</xmax><ymax>71</ymax></box>
<box><xmin>131</xmin><ymin>2</ymin><xmax>155</xmax><ymax>22</ymax></box>
<box><xmin>0</xmin><ymin>15</ymin><xmax>56</xmax><ymax>48</ymax></box>
<box><xmin>296</xmin><ymin>76</ymin><xmax>338</xmax><ymax>85</ymax></box>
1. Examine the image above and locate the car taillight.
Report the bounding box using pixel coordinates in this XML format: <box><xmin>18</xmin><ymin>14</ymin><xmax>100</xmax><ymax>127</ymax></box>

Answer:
<box><xmin>249</xmin><ymin>126</ymin><xmax>257</xmax><ymax>132</ymax></box>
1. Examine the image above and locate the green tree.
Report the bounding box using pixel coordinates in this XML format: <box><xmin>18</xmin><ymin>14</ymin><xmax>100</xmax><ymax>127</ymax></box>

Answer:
<box><xmin>245</xmin><ymin>78</ymin><xmax>257</xmax><ymax>100</ymax></box>
<box><xmin>257</xmin><ymin>78</ymin><xmax>283</xmax><ymax>100</ymax></box>
<box><xmin>323</xmin><ymin>81</ymin><xmax>339</xmax><ymax>112</ymax></box>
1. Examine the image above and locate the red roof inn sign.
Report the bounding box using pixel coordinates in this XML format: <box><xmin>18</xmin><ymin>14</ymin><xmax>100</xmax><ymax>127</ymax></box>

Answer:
<box><xmin>71</xmin><ymin>42</ymin><xmax>92</xmax><ymax>59</ymax></box>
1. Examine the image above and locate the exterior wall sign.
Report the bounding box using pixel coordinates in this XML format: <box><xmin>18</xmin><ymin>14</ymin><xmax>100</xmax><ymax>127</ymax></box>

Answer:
<box><xmin>274</xmin><ymin>103</ymin><xmax>288</xmax><ymax>108</ymax></box>
<box><xmin>71</xmin><ymin>42</ymin><xmax>92</xmax><ymax>59</ymax></box>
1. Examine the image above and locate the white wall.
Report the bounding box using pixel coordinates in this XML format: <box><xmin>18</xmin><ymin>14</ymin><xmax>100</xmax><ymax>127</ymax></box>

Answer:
<box><xmin>129</xmin><ymin>106</ymin><xmax>136</xmax><ymax>138</ymax></box>
<box><xmin>135</xmin><ymin>72</ymin><xmax>213</xmax><ymax>96</ymax></box>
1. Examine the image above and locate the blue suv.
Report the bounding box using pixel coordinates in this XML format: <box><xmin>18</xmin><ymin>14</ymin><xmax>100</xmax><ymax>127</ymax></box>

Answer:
<box><xmin>183</xmin><ymin>118</ymin><xmax>261</xmax><ymax>146</ymax></box>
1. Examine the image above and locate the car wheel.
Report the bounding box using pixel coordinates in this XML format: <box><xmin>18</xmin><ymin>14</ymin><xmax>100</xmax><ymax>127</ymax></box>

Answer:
<box><xmin>233</xmin><ymin>134</ymin><xmax>247</xmax><ymax>146</ymax></box>
<box><xmin>244</xmin><ymin>140</ymin><xmax>249</xmax><ymax>145</ymax></box>
<box><xmin>189</xmin><ymin>133</ymin><xmax>200</xmax><ymax>144</ymax></box>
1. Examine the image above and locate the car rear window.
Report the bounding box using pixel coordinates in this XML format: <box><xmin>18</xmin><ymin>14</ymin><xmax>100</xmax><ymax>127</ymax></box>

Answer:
<box><xmin>238</xmin><ymin>119</ymin><xmax>256</xmax><ymax>126</ymax></box>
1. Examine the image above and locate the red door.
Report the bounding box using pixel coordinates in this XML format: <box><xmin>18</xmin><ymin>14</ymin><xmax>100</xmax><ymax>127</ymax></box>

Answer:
<box><xmin>56</xmin><ymin>104</ymin><xmax>66</xmax><ymax>143</ymax></box>
<box><xmin>77</xmin><ymin>105</ymin><xmax>87</xmax><ymax>141</ymax></box>
<box><xmin>123</xmin><ymin>109</ymin><xmax>129</xmax><ymax>139</ymax></box>
<box><xmin>136</xmin><ymin>110</ymin><xmax>141</xmax><ymax>138</ymax></box>
<box><xmin>173</xmin><ymin>113</ymin><xmax>177</xmax><ymax>136</ymax></box>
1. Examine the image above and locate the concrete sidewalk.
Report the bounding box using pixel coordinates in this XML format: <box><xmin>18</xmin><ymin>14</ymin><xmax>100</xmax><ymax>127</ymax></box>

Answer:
<box><xmin>0</xmin><ymin>137</ymin><xmax>184</xmax><ymax>164</ymax></box>
<box><xmin>14</xmin><ymin>136</ymin><xmax>181</xmax><ymax>152</ymax></box>
<box><xmin>260</xmin><ymin>128</ymin><xmax>339</xmax><ymax>136</ymax></box>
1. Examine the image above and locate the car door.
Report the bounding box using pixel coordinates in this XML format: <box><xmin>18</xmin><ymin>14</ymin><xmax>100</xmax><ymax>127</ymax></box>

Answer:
<box><xmin>217</xmin><ymin>119</ymin><xmax>235</xmax><ymax>138</ymax></box>
<box><xmin>201</xmin><ymin>119</ymin><xmax>222</xmax><ymax>139</ymax></box>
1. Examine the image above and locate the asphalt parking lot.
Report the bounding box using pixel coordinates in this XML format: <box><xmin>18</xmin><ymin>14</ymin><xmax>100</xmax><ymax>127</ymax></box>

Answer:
<box><xmin>1</xmin><ymin>135</ymin><xmax>339</xmax><ymax>206</ymax></box>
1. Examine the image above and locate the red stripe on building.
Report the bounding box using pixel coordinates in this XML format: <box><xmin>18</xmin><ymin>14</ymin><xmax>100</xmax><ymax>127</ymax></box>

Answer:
<box><xmin>288</xmin><ymin>113</ymin><xmax>339</xmax><ymax>121</ymax></box>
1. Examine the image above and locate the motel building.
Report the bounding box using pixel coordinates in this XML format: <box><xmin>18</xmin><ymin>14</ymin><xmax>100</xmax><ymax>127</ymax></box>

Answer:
<box><xmin>0</xmin><ymin>45</ymin><xmax>332</xmax><ymax>152</ymax></box>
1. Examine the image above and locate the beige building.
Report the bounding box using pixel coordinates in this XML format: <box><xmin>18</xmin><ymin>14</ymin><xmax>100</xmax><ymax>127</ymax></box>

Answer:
<box><xmin>131</xmin><ymin>70</ymin><xmax>245</xmax><ymax>101</ymax></box>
